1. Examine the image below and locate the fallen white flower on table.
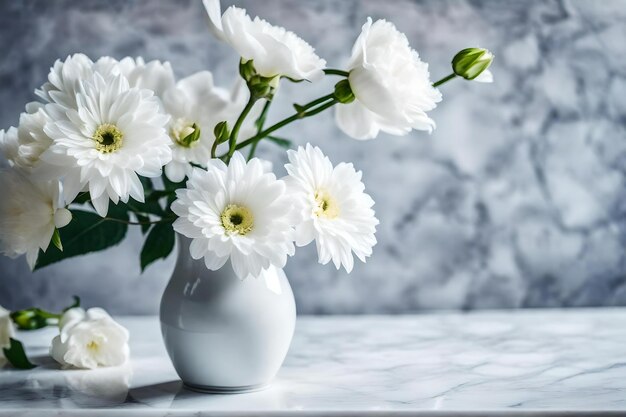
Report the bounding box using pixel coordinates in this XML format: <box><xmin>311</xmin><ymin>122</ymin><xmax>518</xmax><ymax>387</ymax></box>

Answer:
<box><xmin>0</xmin><ymin>305</ymin><xmax>15</xmax><ymax>367</ymax></box>
<box><xmin>285</xmin><ymin>144</ymin><xmax>379</xmax><ymax>273</ymax></box>
<box><xmin>171</xmin><ymin>152</ymin><xmax>297</xmax><ymax>280</ymax></box>
<box><xmin>336</xmin><ymin>18</ymin><xmax>442</xmax><ymax>140</ymax></box>
<box><xmin>0</xmin><ymin>170</ymin><xmax>71</xmax><ymax>269</ymax></box>
<box><xmin>50</xmin><ymin>308</ymin><xmax>130</xmax><ymax>369</ymax></box>
<box><xmin>203</xmin><ymin>0</ymin><xmax>326</xmax><ymax>81</ymax></box>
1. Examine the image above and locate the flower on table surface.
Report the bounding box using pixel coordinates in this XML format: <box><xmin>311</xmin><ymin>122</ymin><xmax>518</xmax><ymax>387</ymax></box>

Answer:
<box><xmin>40</xmin><ymin>71</ymin><xmax>172</xmax><ymax>216</ymax></box>
<box><xmin>452</xmin><ymin>47</ymin><xmax>494</xmax><ymax>83</ymax></box>
<box><xmin>203</xmin><ymin>0</ymin><xmax>326</xmax><ymax>81</ymax></box>
<box><xmin>285</xmin><ymin>144</ymin><xmax>378</xmax><ymax>273</ymax></box>
<box><xmin>50</xmin><ymin>307</ymin><xmax>130</xmax><ymax>369</ymax></box>
<box><xmin>172</xmin><ymin>152</ymin><xmax>296</xmax><ymax>280</ymax></box>
<box><xmin>0</xmin><ymin>169</ymin><xmax>71</xmax><ymax>269</ymax></box>
<box><xmin>336</xmin><ymin>18</ymin><xmax>442</xmax><ymax>140</ymax></box>
<box><xmin>161</xmin><ymin>71</ymin><xmax>263</xmax><ymax>182</ymax></box>
<box><xmin>0</xmin><ymin>305</ymin><xmax>15</xmax><ymax>368</ymax></box>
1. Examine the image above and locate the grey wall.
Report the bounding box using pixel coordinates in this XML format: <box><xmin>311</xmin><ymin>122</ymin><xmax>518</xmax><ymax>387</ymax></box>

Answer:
<box><xmin>1</xmin><ymin>0</ymin><xmax>626</xmax><ymax>314</ymax></box>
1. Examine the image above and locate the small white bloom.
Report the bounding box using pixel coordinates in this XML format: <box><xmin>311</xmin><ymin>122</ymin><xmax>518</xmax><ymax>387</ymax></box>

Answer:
<box><xmin>172</xmin><ymin>153</ymin><xmax>296</xmax><ymax>280</ymax></box>
<box><xmin>0</xmin><ymin>305</ymin><xmax>15</xmax><ymax>367</ymax></box>
<box><xmin>0</xmin><ymin>169</ymin><xmax>71</xmax><ymax>269</ymax></box>
<box><xmin>203</xmin><ymin>0</ymin><xmax>326</xmax><ymax>81</ymax></box>
<box><xmin>285</xmin><ymin>144</ymin><xmax>378</xmax><ymax>273</ymax></box>
<box><xmin>336</xmin><ymin>18</ymin><xmax>442</xmax><ymax>140</ymax></box>
<box><xmin>40</xmin><ymin>72</ymin><xmax>172</xmax><ymax>216</ymax></box>
<box><xmin>116</xmin><ymin>57</ymin><xmax>176</xmax><ymax>99</ymax></box>
<box><xmin>50</xmin><ymin>307</ymin><xmax>130</xmax><ymax>369</ymax></box>
<box><xmin>161</xmin><ymin>71</ymin><xmax>262</xmax><ymax>182</ymax></box>
<box><xmin>0</xmin><ymin>102</ymin><xmax>53</xmax><ymax>172</ymax></box>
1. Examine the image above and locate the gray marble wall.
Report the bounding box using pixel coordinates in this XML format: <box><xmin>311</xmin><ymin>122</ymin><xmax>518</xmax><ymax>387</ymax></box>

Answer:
<box><xmin>1</xmin><ymin>0</ymin><xmax>625</xmax><ymax>314</ymax></box>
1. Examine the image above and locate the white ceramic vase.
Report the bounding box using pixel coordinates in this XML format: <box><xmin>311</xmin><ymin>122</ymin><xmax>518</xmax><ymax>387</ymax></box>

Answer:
<box><xmin>160</xmin><ymin>235</ymin><xmax>296</xmax><ymax>393</ymax></box>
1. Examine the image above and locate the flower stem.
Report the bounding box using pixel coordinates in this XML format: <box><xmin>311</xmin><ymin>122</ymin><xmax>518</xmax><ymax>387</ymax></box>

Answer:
<box><xmin>324</xmin><ymin>69</ymin><xmax>350</xmax><ymax>77</ymax></box>
<box><xmin>233</xmin><ymin>95</ymin><xmax>338</xmax><ymax>155</ymax></box>
<box><xmin>432</xmin><ymin>73</ymin><xmax>457</xmax><ymax>88</ymax></box>
<box><xmin>248</xmin><ymin>100</ymin><xmax>273</xmax><ymax>160</ymax></box>
<box><xmin>226</xmin><ymin>96</ymin><xmax>257</xmax><ymax>163</ymax></box>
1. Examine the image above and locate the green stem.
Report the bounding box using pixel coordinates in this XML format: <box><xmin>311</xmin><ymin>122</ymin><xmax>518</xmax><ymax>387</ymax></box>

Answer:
<box><xmin>297</xmin><ymin>93</ymin><xmax>335</xmax><ymax>112</ymax></box>
<box><xmin>248</xmin><ymin>100</ymin><xmax>273</xmax><ymax>160</ymax></box>
<box><xmin>226</xmin><ymin>96</ymin><xmax>257</xmax><ymax>163</ymax></box>
<box><xmin>432</xmin><ymin>73</ymin><xmax>457</xmax><ymax>87</ymax></box>
<box><xmin>324</xmin><ymin>69</ymin><xmax>350</xmax><ymax>77</ymax></box>
<box><xmin>232</xmin><ymin>97</ymin><xmax>339</xmax><ymax>153</ymax></box>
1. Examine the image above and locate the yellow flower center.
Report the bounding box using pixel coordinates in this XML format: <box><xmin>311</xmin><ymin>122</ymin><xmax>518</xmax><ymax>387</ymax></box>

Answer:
<box><xmin>170</xmin><ymin>118</ymin><xmax>201</xmax><ymax>148</ymax></box>
<box><xmin>86</xmin><ymin>341</ymin><xmax>99</xmax><ymax>352</ymax></box>
<box><xmin>93</xmin><ymin>123</ymin><xmax>123</xmax><ymax>153</ymax></box>
<box><xmin>221</xmin><ymin>204</ymin><xmax>254</xmax><ymax>235</ymax></box>
<box><xmin>314</xmin><ymin>189</ymin><xmax>340</xmax><ymax>219</ymax></box>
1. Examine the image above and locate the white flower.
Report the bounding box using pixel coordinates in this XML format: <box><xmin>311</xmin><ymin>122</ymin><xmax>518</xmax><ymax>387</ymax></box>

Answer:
<box><xmin>40</xmin><ymin>72</ymin><xmax>172</xmax><ymax>216</ymax></box>
<box><xmin>172</xmin><ymin>153</ymin><xmax>296</xmax><ymax>280</ymax></box>
<box><xmin>36</xmin><ymin>53</ymin><xmax>94</xmax><ymax>110</ymax></box>
<box><xmin>161</xmin><ymin>71</ymin><xmax>262</xmax><ymax>182</ymax></box>
<box><xmin>285</xmin><ymin>144</ymin><xmax>378</xmax><ymax>272</ymax></box>
<box><xmin>336</xmin><ymin>18</ymin><xmax>442</xmax><ymax>140</ymax></box>
<box><xmin>203</xmin><ymin>0</ymin><xmax>326</xmax><ymax>81</ymax></box>
<box><xmin>0</xmin><ymin>169</ymin><xmax>71</xmax><ymax>269</ymax></box>
<box><xmin>50</xmin><ymin>307</ymin><xmax>130</xmax><ymax>369</ymax></box>
<box><xmin>0</xmin><ymin>305</ymin><xmax>15</xmax><ymax>368</ymax></box>
<box><xmin>0</xmin><ymin>102</ymin><xmax>53</xmax><ymax>172</ymax></box>
<box><xmin>116</xmin><ymin>57</ymin><xmax>176</xmax><ymax>99</ymax></box>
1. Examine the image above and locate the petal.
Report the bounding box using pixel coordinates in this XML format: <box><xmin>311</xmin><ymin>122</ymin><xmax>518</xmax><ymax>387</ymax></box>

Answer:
<box><xmin>335</xmin><ymin>100</ymin><xmax>379</xmax><ymax>140</ymax></box>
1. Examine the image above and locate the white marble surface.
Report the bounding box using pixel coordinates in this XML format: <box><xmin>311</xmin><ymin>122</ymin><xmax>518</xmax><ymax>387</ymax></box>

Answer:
<box><xmin>1</xmin><ymin>310</ymin><xmax>626</xmax><ymax>416</ymax></box>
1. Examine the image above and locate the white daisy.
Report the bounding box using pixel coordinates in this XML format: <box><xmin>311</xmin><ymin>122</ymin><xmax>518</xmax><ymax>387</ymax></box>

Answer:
<box><xmin>284</xmin><ymin>144</ymin><xmax>379</xmax><ymax>272</ymax></box>
<box><xmin>0</xmin><ymin>169</ymin><xmax>71</xmax><ymax>269</ymax></box>
<box><xmin>36</xmin><ymin>53</ymin><xmax>95</xmax><ymax>110</ymax></box>
<box><xmin>40</xmin><ymin>72</ymin><xmax>172</xmax><ymax>216</ymax></box>
<box><xmin>161</xmin><ymin>71</ymin><xmax>263</xmax><ymax>182</ymax></box>
<box><xmin>171</xmin><ymin>152</ymin><xmax>296</xmax><ymax>280</ymax></box>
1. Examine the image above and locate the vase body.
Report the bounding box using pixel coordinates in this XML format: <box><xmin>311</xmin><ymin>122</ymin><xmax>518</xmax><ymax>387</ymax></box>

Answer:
<box><xmin>160</xmin><ymin>236</ymin><xmax>296</xmax><ymax>393</ymax></box>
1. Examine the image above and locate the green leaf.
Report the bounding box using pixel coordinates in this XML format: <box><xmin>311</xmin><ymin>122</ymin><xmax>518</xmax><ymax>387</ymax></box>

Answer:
<box><xmin>3</xmin><ymin>338</ymin><xmax>36</xmax><ymax>369</ymax></box>
<box><xmin>72</xmin><ymin>192</ymin><xmax>91</xmax><ymax>205</ymax></box>
<box><xmin>51</xmin><ymin>229</ymin><xmax>63</xmax><ymax>251</ymax></box>
<box><xmin>140</xmin><ymin>222</ymin><xmax>175</xmax><ymax>272</ymax></box>
<box><xmin>266</xmin><ymin>135</ymin><xmax>292</xmax><ymax>149</ymax></box>
<box><xmin>135</xmin><ymin>213</ymin><xmax>152</xmax><ymax>235</ymax></box>
<box><xmin>34</xmin><ymin>209</ymin><xmax>128</xmax><ymax>270</ymax></box>
<box><xmin>139</xmin><ymin>176</ymin><xmax>154</xmax><ymax>193</ymax></box>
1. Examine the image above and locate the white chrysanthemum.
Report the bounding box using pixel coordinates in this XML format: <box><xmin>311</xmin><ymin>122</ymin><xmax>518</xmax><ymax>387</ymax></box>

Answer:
<box><xmin>161</xmin><ymin>71</ymin><xmax>263</xmax><ymax>182</ymax></box>
<box><xmin>50</xmin><ymin>307</ymin><xmax>130</xmax><ymax>369</ymax></box>
<box><xmin>203</xmin><ymin>0</ymin><xmax>326</xmax><ymax>81</ymax></box>
<box><xmin>40</xmin><ymin>72</ymin><xmax>172</xmax><ymax>216</ymax></box>
<box><xmin>0</xmin><ymin>305</ymin><xmax>14</xmax><ymax>368</ymax></box>
<box><xmin>285</xmin><ymin>144</ymin><xmax>378</xmax><ymax>272</ymax></box>
<box><xmin>36</xmin><ymin>53</ymin><xmax>95</xmax><ymax>110</ymax></box>
<box><xmin>116</xmin><ymin>57</ymin><xmax>176</xmax><ymax>99</ymax></box>
<box><xmin>172</xmin><ymin>153</ymin><xmax>296</xmax><ymax>279</ymax></box>
<box><xmin>336</xmin><ymin>18</ymin><xmax>442</xmax><ymax>140</ymax></box>
<box><xmin>0</xmin><ymin>102</ymin><xmax>52</xmax><ymax>171</ymax></box>
<box><xmin>0</xmin><ymin>169</ymin><xmax>71</xmax><ymax>269</ymax></box>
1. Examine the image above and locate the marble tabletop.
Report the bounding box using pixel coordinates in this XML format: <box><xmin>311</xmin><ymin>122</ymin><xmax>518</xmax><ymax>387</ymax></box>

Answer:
<box><xmin>1</xmin><ymin>309</ymin><xmax>626</xmax><ymax>416</ymax></box>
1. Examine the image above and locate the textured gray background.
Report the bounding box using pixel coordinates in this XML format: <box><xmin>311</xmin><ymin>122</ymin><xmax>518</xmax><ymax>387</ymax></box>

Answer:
<box><xmin>1</xmin><ymin>0</ymin><xmax>626</xmax><ymax>314</ymax></box>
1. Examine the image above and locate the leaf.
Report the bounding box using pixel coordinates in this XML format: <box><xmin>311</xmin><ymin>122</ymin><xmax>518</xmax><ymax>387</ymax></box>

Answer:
<box><xmin>62</xmin><ymin>295</ymin><xmax>81</xmax><ymax>312</ymax></box>
<box><xmin>51</xmin><ymin>229</ymin><xmax>63</xmax><ymax>251</ymax></box>
<box><xmin>3</xmin><ymin>338</ymin><xmax>36</xmax><ymax>369</ymax></box>
<box><xmin>134</xmin><ymin>213</ymin><xmax>152</xmax><ymax>235</ymax></box>
<box><xmin>139</xmin><ymin>176</ymin><xmax>154</xmax><ymax>193</ymax></box>
<box><xmin>72</xmin><ymin>192</ymin><xmax>91</xmax><ymax>205</ymax></box>
<box><xmin>266</xmin><ymin>135</ymin><xmax>292</xmax><ymax>149</ymax></box>
<box><xmin>140</xmin><ymin>222</ymin><xmax>175</xmax><ymax>272</ymax></box>
<box><xmin>34</xmin><ymin>209</ymin><xmax>129</xmax><ymax>270</ymax></box>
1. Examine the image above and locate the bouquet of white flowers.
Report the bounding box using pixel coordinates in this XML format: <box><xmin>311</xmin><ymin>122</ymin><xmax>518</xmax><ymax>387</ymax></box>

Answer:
<box><xmin>0</xmin><ymin>1</ymin><xmax>493</xmax><ymax>370</ymax></box>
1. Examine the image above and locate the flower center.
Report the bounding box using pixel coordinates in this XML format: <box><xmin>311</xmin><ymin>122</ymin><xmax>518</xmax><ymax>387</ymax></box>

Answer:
<box><xmin>93</xmin><ymin>124</ymin><xmax>123</xmax><ymax>153</ymax></box>
<box><xmin>221</xmin><ymin>204</ymin><xmax>254</xmax><ymax>235</ymax></box>
<box><xmin>170</xmin><ymin>118</ymin><xmax>201</xmax><ymax>148</ymax></box>
<box><xmin>314</xmin><ymin>189</ymin><xmax>340</xmax><ymax>219</ymax></box>
<box><xmin>86</xmin><ymin>341</ymin><xmax>99</xmax><ymax>352</ymax></box>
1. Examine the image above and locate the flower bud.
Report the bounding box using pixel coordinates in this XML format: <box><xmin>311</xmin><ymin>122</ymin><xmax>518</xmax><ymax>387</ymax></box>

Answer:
<box><xmin>10</xmin><ymin>309</ymin><xmax>48</xmax><ymax>330</ymax></box>
<box><xmin>178</xmin><ymin>123</ymin><xmax>201</xmax><ymax>147</ymax></box>
<box><xmin>334</xmin><ymin>79</ymin><xmax>355</xmax><ymax>104</ymax></box>
<box><xmin>239</xmin><ymin>59</ymin><xmax>279</xmax><ymax>99</ymax></box>
<box><xmin>214</xmin><ymin>121</ymin><xmax>230</xmax><ymax>144</ymax></box>
<box><xmin>452</xmin><ymin>48</ymin><xmax>494</xmax><ymax>81</ymax></box>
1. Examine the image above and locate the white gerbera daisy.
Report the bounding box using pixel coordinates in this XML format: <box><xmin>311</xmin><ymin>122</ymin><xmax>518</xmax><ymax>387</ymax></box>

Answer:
<box><xmin>161</xmin><ymin>71</ymin><xmax>262</xmax><ymax>182</ymax></box>
<box><xmin>40</xmin><ymin>72</ymin><xmax>172</xmax><ymax>216</ymax></box>
<box><xmin>171</xmin><ymin>152</ymin><xmax>296</xmax><ymax>280</ymax></box>
<box><xmin>285</xmin><ymin>144</ymin><xmax>379</xmax><ymax>272</ymax></box>
<box><xmin>0</xmin><ymin>169</ymin><xmax>71</xmax><ymax>269</ymax></box>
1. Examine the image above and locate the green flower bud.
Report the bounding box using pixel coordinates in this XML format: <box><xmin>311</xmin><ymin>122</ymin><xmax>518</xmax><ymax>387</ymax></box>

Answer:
<box><xmin>239</xmin><ymin>59</ymin><xmax>257</xmax><ymax>83</ymax></box>
<box><xmin>334</xmin><ymin>79</ymin><xmax>355</xmax><ymax>104</ymax></box>
<box><xmin>239</xmin><ymin>59</ymin><xmax>279</xmax><ymax>100</ymax></box>
<box><xmin>178</xmin><ymin>123</ymin><xmax>201</xmax><ymax>148</ymax></box>
<box><xmin>452</xmin><ymin>48</ymin><xmax>494</xmax><ymax>80</ymax></box>
<box><xmin>10</xmin><ymin>309</ymin><xmax>49</xmax><ymax>330</ymax></box>
<box><xmin>214</xmin><ymin>121</ymin><xmax>230</xmax><ymax>144</ymax></box>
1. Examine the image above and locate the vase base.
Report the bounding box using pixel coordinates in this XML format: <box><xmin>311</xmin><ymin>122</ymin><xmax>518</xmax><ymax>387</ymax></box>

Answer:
<box><xmin>183</xmin><ymin>382</ymin><xmax>270</xmax><ymax>394</ymax></box>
